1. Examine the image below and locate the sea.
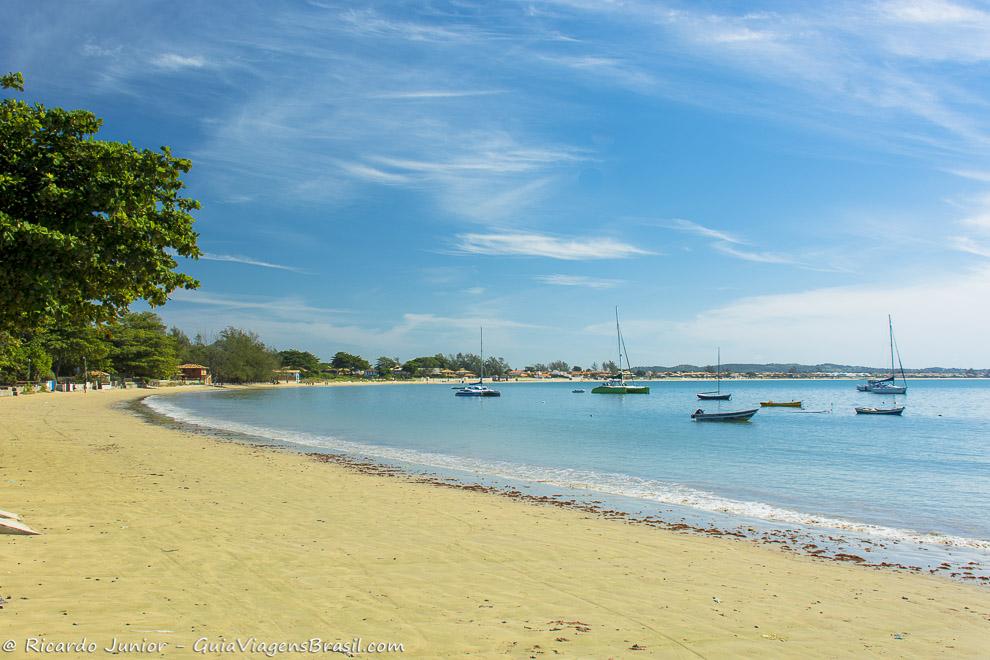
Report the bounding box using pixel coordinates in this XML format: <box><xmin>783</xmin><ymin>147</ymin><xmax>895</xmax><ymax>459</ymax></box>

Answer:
<box><xmin>144</xmin><ymin>379</ymin><xmax>990</xmax><ymax>582</ymax></box>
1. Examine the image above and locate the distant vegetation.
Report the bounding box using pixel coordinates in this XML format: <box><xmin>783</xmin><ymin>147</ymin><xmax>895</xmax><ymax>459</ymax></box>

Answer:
<box><xmin>636</xmin><ymin>363</ymin><xmax>989</xmax><ymax>375</ymax></box>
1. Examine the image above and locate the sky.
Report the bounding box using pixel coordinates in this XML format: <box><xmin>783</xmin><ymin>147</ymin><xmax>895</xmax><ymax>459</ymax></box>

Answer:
<box><xmin>5</xmin><ymin>0</ymin><xmax>990</xmax><ymax>368</ymax></box>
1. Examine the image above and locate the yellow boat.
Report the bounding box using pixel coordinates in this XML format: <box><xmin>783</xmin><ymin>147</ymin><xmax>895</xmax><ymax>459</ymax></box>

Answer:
<box><xmin>760</xmin><ymin>400</ymin><xmax>802</xmax><ymax>408</ymax></box>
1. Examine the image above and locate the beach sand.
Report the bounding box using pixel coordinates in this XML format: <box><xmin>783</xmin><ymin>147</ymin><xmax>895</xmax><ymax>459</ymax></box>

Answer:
<box><xmin>1</xmin><ymin>388</ymin><xmax>988</xmax><ymax>657</ymax></box>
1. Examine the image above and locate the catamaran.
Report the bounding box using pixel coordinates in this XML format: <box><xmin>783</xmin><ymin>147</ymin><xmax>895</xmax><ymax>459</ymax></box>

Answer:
<box><xmin>455</xmin><ymin>328</ymin><xmax>501</xmax><ymax>397</ymax></box>
<box><xmin>697</xmin><ymin>347</ymin><xmax>731</xmax><ymax>400</ymax></box>
<box><xmin>857</xmin><ymin>315</ymin><xmax>907</xmax><ymax>395</ymax></box>
<box><xmin>591</xmin><ymin>307</ymin><xmax>649</xmax><ymax>394</ymax></box>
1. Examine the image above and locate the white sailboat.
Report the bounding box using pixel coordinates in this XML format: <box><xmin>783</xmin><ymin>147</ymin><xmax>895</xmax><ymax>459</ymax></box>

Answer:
<box><xmin>857</xmin><ymin>315</ymin><xmax>907</xmax><ymax>395</ymax></box>
<box><xmin>591</xmin><ymin>307</ymin><xmax>649</xmax><ymax>394</ymax></box>
<box><xmin>455</xmin><ymin>328</ymin><xmax>501</xmax><ymax>397</ymax></box>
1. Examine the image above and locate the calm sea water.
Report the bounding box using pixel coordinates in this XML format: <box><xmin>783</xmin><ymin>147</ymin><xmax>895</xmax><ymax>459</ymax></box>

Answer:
<box><xmin>146</xmin><ymin>380</ymin><xmax>990</xmax><ymax>576</ymax></box>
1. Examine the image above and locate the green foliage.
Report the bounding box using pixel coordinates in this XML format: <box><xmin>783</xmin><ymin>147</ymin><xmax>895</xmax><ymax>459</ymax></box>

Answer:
<box><xmin>207</xmin><ymin>327</ymin><xmax>279</xmax><ymax>383</ymax></box>
<box><xmin>402</xmin><ymin>355</ymin><xmax>444</xmax><ymax>375</ymax></box>
<box><xmin>108</xmin><ymin>312</ymin><xmax>177</xmax><ymax>379</ymax></box>
<box><xmin>278</xmin><ymin>349</ymin><xmax>322</xmax><ymax>373</ymax></box>
<box><xmin>0</xmin><ymin>72</ymin><xmax>201</xmax><ymax>336</ymax></box>
<box><xmin>0</xmin><ymin>331</ymin><xmax>53</xmax><ymax>382</ymax></box>
<box><xmin>2</xmin><ymin>72</ymin><xmax>24</xmax><ymax>92</ymax></box>
<box><xmin>42</xmin><ymin>321</ymin><xmax>111</xmax><ymax>376</ymax></box>
<box><xmin>547</xmin><ymin>360</ymin><xmax>569</xmax><ymax>372</ymax></box>
<box><xmin>375</xmin><ymin>356</ymin><xmax>400</xmax><ymax>373</ymax></box>
<box><xmin>331</xmin><ymin>351</ymin><xmax>370</xmax><ymax>372</ymax></box>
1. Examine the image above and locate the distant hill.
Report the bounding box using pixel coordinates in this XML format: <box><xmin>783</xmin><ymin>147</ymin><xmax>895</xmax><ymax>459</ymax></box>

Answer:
<box><xmin>635</xmin><ymin>363</ymin><xmax>987</xmax><ymax>374</ymax></box>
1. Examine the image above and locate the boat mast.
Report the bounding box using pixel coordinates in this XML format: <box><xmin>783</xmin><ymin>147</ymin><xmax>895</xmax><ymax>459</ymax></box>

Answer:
<box><xmin>888</xmin><ymin>314</ymin><xmax>895</xmax><ymax>378</ymax></box>
<box><xmin>716</xmin><ymin>347</ymin><xmax>721</xmax><ymax>394</ymax></box>
<box><xmin>615</xmin><ymin>306</ymin><xmax>622</xmax><ymax>380</ymax></box>
<box><xmin>480</xmin><ymin>327</ymin><xmax>484</xmax><ymax>383</ymax></box>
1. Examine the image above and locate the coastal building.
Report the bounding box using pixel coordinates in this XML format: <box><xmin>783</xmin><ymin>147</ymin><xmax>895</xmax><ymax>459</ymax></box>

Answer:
<box><xmin>177</xmin><ymin>363</ymin><xmax>211</xmax><ymax>384</ymax></box>
<box><xmin>274</xmin><ymin>368</ymin><xmax>301</xmax><ymax>383</ymax></box>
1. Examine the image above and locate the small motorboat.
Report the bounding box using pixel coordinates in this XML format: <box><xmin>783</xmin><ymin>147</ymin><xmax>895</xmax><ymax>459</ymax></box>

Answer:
<box><xmin>691</xmin><ymin>408</ymin><xmax>758</xmax><ymax>421</ymax></box>
<box><xmin>572</xmin><ymin>389</ymin><xmax>585</xmax><ymax>393</ymax></box>
<box><xmin>760</xmin><ymin>400</ymin><xmax>802</xmax><ymax>408</ymax></box>
<box><xmin>855</xmin><ymin>406</ymin><xmax>904</xmax><ymax>415</ymax></box>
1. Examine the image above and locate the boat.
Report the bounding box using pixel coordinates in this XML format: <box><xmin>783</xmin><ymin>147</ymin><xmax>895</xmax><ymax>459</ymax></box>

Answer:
<box><xmin>572</xmin><ymin>389</ymin><xmax>585</xmax><ymax>393</ymax></box>
<box><xmin>591</xmin><ymin>307</ymin><xmax>650</xmax><ymax>394</ymax></box>
<box><xmin>0</xmin><ymin>518</ymin><xmax>40</xmax><ymax>535</ymax></box>
<box><xmin>760</xmin><ymin>400</ymin><xmax>803</xmax><ymax>408</ymax></box>
<box><xmin>697</xmin><ymin>348</ymin><xmax>730</xmax><ymax>400</ymax></box>
<box><xmin>454</xmin><ymin>328</ymin><xmax>501</xmax><ymax>397</ymax></box>
<box><xmin>857</xmin><ymin>316</ymin><xmax>907</xmax><ymax>395</ymax></box>
<box><xmin>855</xmin><ymin>405</ymin><xmax>904</xmax><ymax>415</ymax></box>
<box><xmin>691</xmin><ymin>407</ymin><xmax>758</xmax><ymax>421</ymax></box>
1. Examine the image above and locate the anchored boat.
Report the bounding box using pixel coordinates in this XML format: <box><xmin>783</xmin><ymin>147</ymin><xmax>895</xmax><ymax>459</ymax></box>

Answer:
<box><xmin>855</xmin><ymin>405</ymin><xmax>904</xmax><ymax>415</ymax></box>
<box><xmin>591</xmin><ymin>307</ymin><xmax>649</xmax><ymax>394</ymax></box>
<box><xmin>454</xmin><ymin>328</ymin><xmax>501</xmax><ymax>397</ymax></box>
<box><xmin>858</xmin><ymin>315</ymin><xmax>907</xmax><ymax>395</ymax></box>
<box><xmin>697</xmin><ymin>348</ymin><xmax>730</xmax><ymax>400</ymax></box>
<box><xmin>691</xmin><ymin>407</ymin><xmax>758</xmax><ymax>422</ymax></box>
<box><xmin>760</xmin><ymin>400</ymin><xmax>803</xmax><ymax>408</ymax></box>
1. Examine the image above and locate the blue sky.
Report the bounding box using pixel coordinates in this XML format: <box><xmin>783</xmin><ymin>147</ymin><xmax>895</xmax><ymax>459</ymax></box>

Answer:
<box><xmin>6</xmin><ymin>0</ymin><xmax>990</xmax><ymax>367</ymax></box>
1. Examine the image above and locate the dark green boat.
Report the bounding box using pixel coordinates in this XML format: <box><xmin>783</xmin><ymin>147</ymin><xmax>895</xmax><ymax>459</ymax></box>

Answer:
<box><xmin>590</xmin><ymin>307</ymin><xmax>650</xmax><ymax>395</ymax></box>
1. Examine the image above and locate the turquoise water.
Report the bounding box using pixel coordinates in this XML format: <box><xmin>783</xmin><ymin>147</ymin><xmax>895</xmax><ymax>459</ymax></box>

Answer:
<box><xmin>146</xmin><ymin>380</ymin><xmax>990</xmax><ymax>577</ymax></box>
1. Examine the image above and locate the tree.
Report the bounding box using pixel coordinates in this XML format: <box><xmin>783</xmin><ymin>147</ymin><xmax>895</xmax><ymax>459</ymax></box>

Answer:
<box><xmin>602</xmin><ymin>360</ymin><xmax>619</xmax><ymax>373</ymax></box>
<box><xmin>42</xmin><ymin>322</ymin><xmax>111</xmax><ymax>377</ymax></box>
<box><xmin>375</xmin><ymin>356</ymin><xmax>400</xmax><ymax>373</ymax></box>
<box><xmin>207</xmin><ymin>327</ymin><xmax>279</xmax><ymax>383</ymax></box>
<box><xmin>571</xmin><ymin>365</ymin><xmax>582</xmax><ymax>372</ymax></box>
<box><xmin>0</xmin><ymin>331</ymin><xmax>53</xmax><ymax>383</ymax></box>
<box><xmin>548</xmin><ymin>360</ymin><xmax>569</xmax><ymax>372</ymax></box>
<box><xmin>331</xmin><ymin>351</ymin><xmax>370</xmax><ymax>373</ymax></box>
<box><xmin>278</xmin><ymin>349</ymin><xmax>322</xmax><ymax>373</ymax></box>
<box><xmin>484</xmin><ymin>356</ymin><xmax>511</xmax><ymax>377</ymax></box>
<box><xmin>402</xmin><ymin>355</ymin><xmax>444</xmax><ymax>375</ymax></box>
<box><xmin>0</xmin><ymin>73</ymin><xmax>201</xmax><ymax>336</ymax></box>
<box><xmin>108</xmin><ymin>312</ymin><xmax>177</xmax><ymax>379</ymax></box>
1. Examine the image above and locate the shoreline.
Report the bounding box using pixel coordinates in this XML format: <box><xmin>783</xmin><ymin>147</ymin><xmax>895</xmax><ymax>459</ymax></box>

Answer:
<box><xmin>2</xmin><ymin>388</ymin><xmax>989</xmax><ymax>656</ymax></box>
<box><xmin>138</xmin><ymin>388</ymin><xmax>990</xmax><ymax>584</ymax></box>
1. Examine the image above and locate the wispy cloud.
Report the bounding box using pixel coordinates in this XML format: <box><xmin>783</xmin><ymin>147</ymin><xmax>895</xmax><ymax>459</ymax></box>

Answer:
<box><xmin>200</xmin><ymin>253</ymin><xmax>305</xmax><ymax>272</ymax></box>
<box><xmin>951</xmin><ymin>235</ymin><xmax>990</xmax><ymax>257</ymax></box>
<box><xmin>454</xmin><ymin>232</ymin><xmax>652</xmax><ymax>260</ymax></box>
<box><xmin>152</xmin><ymin>53</ymin><xmax>207</xmax><ymax>70</ymax></box>
<box><xmin>710</xmin><ymin>243</ymin><xmax>797</xmax><ymax>265</ymax></box>
<box><xmin>168</xmin><ymin>290</ymin><xmax>349</xmax><ymax>315</ymax></box>
<box><xmin>536</xmin><ymin>274</ymin><xmax>624</xmax><ymax>289</ymax></box>
<box><xmin>370</xmin><ymin>89</ymin><xmax>507</xmax><ymax>99</ymax></box>
<box><xmin>664</xmin><ymin>218</ymin><xmax>745</xmax><ymax>244</ymax></box>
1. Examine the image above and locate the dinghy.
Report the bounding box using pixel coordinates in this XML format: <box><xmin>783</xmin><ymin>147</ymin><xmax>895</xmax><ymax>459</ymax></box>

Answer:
<box><xmin>760</xmin><ymin>400</ymin><xmax>802</xmax><ymax>408</ymax></box>
<box><xmin>691</xmin><ymin>407</ymin><xmax>758</xmax><ymax>421</ymax></box>
<box><xmin>0</xmin><ymin>508</ymin><xmax>21</xmax><ymax>520</ymax></box>
<box><xmin>855</xmin><ymin>406</ymin><xmax>904</xmax><ymax>415</ymax></box>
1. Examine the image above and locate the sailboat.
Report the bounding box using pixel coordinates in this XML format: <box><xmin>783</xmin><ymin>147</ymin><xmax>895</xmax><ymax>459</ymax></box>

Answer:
<box><xmin>455</xmin><ymin>328</ymin><xmax>501</xmax><ymax>397</ymax></box>
<box><xmin>697</xmin><ymin>348</ymin><xmax>731</xmax><ymax>400</ymax></box>
<box><xmin>591</xmin><ymin>308</ymin><xmax>649</xmax><ymax>394</ymax></box>
<box><xmin>857</xmin><ymin>315</ymin><xmax>907</xmax><ymax>395</ymax></box>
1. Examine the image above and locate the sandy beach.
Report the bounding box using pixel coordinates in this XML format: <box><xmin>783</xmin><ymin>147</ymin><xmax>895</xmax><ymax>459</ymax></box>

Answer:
<box><xmin>1</xmin><ymin>388</ymin><xmax>988</xmax><ymax>657</ymax></box>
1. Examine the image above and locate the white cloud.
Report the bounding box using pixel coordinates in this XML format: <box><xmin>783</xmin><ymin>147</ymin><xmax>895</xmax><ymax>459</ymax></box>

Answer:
<box><xmin>584</xmin><ymin>267</ymin><xmax>990</xmax><ymax>366</ymax></box>
<box><xmin>711</xmin><ymin>242</ymin><xmax>797</xmax><ymax>265</ymax></box>
<box><xmin>454</xmin><ymin>232</ymin><xmax>653</xmax><ymax>260</ymax></box>
<box><xmin>665</xmin><ymin>218</ymin><xmax>745</xmax><ymax>244</ymax></box>
<box><xmin>951</xmin><ymin>235</ymin><xmax>990</xmax><ymax>257</ymax></box>
<box><xmin>200</xmin><ymin>253</ymin><xmax>304</xmax><ymax>272</ymax></box>
<box><xmin>536</xmin><ymin>274</ymin><xmax>624</xmax><ymax>289</ymax></box>
<box><xmin>152</xmin><ymin>53</ymin><xmax>206</xmax><ymax>70</ymax></box>
<box><xmin>370</xmin><ymin>89</ymin><xmax>507</xmax><ymax>99</ymax></box>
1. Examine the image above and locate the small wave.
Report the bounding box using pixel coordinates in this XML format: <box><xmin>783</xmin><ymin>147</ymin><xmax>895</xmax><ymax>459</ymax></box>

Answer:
<box><xmin>144</xmin><ymin>395</ymin><xmax>990</xmax><ymax>551</ymax></box>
